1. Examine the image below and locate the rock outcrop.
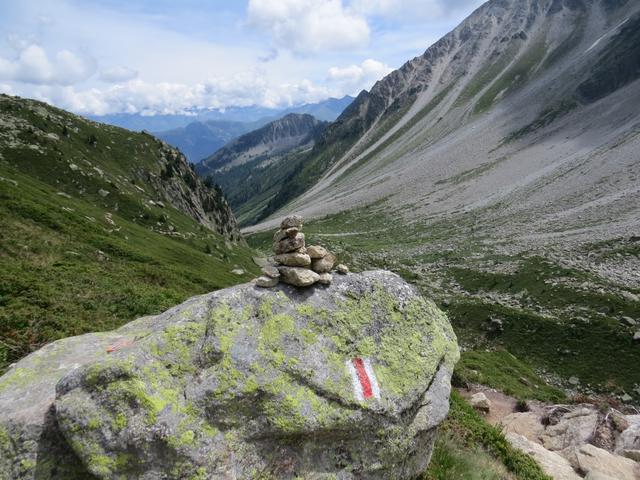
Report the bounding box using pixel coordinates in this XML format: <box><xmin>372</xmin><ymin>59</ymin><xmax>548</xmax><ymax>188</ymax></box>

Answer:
<box><xmin>0</xmin><ymin>270</ymin><xmax>459</xmax><ymax>479</ymax></box>
<box><xmin>503</xmin><ymin>404</ymin><xmax>640</xmax><ymax>480</ymax></box>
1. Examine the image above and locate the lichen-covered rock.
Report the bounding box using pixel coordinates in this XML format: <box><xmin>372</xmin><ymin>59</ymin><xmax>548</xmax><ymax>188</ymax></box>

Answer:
<box><xmin>318</xmin><ymin>273</ymin><xmax>333</xmax><ymax>285</ymax></box>
<box><xmin>256</xmin><ymin>275</ymin><xmax>279</xmax><ymax>288</ymax></box>
<box><xmin>0</xmin><ymin>270</ymin><xmax>459</xmax><ymax>479</ymax></box>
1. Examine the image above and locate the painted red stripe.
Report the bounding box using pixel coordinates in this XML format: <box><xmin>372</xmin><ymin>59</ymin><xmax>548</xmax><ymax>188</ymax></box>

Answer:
<box><xmin>352</xmin><ymin>357</ymin><xmax>373</xmax><ymax>399</ymax></box>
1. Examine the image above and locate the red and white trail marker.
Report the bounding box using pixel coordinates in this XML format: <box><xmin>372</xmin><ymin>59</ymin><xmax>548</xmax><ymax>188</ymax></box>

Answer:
<box><xmin>347</xmin><ymin>357</ymin><xmax>380</xmax><ymax>401</ymax></box>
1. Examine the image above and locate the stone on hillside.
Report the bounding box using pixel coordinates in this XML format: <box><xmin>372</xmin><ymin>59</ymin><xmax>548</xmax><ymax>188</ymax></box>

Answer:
<box><xmin>611</xmin><ymin>411</ymin><xmax>630</xmax><ymax>432</ymax></box>
<box><xmin>634</xmin><ymin>331</ymin><xmax>640</xmax><ymax>342</ymax></box>
<box><xmin>274</xmin><ymin>252</ymin><xmax>311</xmax><ymax>268</ymax></box>
<box><xmin>541</xmin><ymin>407</ymin><xmax>599</xmax><ymax>452</ymax></box>
<box><xmin>318</xmin><ymin>273</ymin><xmax>333</xmax><ymax>285</ymax></box>
<box><xmin>278</xmin><ymin>266</ymin><xmax>320</xmax><ymax>287</ymax></box>
<box><xmin>501</xmin><ymin>412</ymin><xmax>545</xmax><ymax>440</ymax></box>
<box><xmin>307</xmin><ymin>245</ymin><xmax>328</xmax><ymax>259</ymax></box>
<box><xmin>568</xmin><ymin>444</ymin><xmax>640</xmax><ymax>480</ymax></box>
<box><xmin>621</xmin><ymin>291</ymin><xmax>639</xmax><ymax>302</ymax></box>
<box><xmin>470</xmin><ymin>392</ymin><xmax>491</xmax><ymax>412</ymax></box>
<box><xmin>585</xmin><ymin>472</ymin><xmax>620</xmax><ymax>480</ymax></box>
<box><xmin>506</xmin><ymin>433</ymin><xmax>582</xmax><ymax>480</ymax></box>
<box><xmin>256</xmin><ymin>276</ymin><xmax>278</xmax><ymax>288</ymax></box>
<box><xmin>312</xmin><ymin>252</ymin><xmax>337</xmax><ymax>274</ymax></box>
<box><xmin>618</xmin><ymin>415</ymin><xmax>640</xmax><ymax>452</ymax></box>
<box><xmin>621</xmin><ymin>316</ymin><xmax>637</xmax><ymax>326</ymax></box>
<box><xmin>337</xmin><ymin>264</ymin><xmax>350</xmax><ymax>274</ymax></box>
<box><xmin>262</xmin><ymin>266</ymin><xmax>280</xmax><ymax>279</ymax></box>
<box><xmin>0</xmin><ymin>270</ymin><xmax>459</xmax><ymax>480</ymax></box>
<box><xmin>622</xmin><ymin>449</ymin><xmax>640</xmax><ymax>462</ymax></box>
<box><xmin>280</xmin><ymin>215</ymin><xmax>303</xmax><ymax>229</ymax></box>
<box><xmin>273</xmin><ymin>233</ymin><xmax>305</xmax><ymax>254</ymax></box>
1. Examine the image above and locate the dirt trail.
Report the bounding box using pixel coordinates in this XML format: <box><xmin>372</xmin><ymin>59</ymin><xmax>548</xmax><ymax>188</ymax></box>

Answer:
<box><xmin>459</xmin><ymin>386</ymin><xmax>534</xmax><ymax>426</ymax></box>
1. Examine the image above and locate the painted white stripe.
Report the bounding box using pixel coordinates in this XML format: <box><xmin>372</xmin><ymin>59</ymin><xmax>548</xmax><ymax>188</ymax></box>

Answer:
<box><xmin>346</xmin><ymin>357</ymin><xmax>381</xmax><ymax>401</ymax></box>
<box><xmin>346</xmin><ymin>359</ymin><xmax>364</xmax><ymax>402</ymax></box>
<box><xmin>363</xmin><ymin>358</ymin><xmax>381</xmax><ymax>400</ymax></box>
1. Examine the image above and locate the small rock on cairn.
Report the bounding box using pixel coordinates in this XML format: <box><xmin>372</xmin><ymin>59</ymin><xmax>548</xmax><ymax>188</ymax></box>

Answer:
<box><xmin>256</xmin><ymin>215</ymin><xmax>347</xmax><ymax>288</ymax></box>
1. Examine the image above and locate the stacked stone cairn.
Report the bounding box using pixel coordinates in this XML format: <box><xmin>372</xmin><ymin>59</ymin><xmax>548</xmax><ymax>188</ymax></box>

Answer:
<box><xmin>256</xmin><ymin>215</ymin><xmax>349</xmax><ymax>288</ymax></box>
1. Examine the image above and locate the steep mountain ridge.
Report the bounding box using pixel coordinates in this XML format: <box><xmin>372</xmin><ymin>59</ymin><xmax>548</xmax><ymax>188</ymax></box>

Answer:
<box><xmin>197</xmin><ymin>113</ymin><xmax>329</xmax><ymax>225</ymax></box>
<box><xmin>252</xmin><ymin>0</ymin><xmax>640</xmax><ymax>243</ymax></box>
<box><xmin>0</xmin><ymin>94</ymin><xmax>258</xmax><ymax>373</ymax></box>
<box><xmin>199</xmin><ymin>113</ymin><xmax>327</xmax><ymax>173</ymax></box>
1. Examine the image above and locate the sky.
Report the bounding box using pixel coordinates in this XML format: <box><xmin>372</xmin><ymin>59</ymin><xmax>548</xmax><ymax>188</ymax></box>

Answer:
<box><xmin>0</xmin><ymin>0</ymin><xmax>485</xmax><ymax>116</ymax></box>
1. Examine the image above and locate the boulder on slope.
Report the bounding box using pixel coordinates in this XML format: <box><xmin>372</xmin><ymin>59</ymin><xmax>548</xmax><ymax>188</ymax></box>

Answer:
<box><xmin>0</xmin><ymin>270</ymin><xmax>459</xmax><ymax>480</ymax></box>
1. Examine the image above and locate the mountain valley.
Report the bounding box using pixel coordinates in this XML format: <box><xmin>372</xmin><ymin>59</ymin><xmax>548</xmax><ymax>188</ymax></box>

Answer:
<box><xmin>198</xmin><ymin>113</ymin><xmax>329</xmax><ymax>226</ymax></box>
<box><xmin>0</xmin><ymin>0</ymin><xmax>639</xmax><ymax>478</ymax></box>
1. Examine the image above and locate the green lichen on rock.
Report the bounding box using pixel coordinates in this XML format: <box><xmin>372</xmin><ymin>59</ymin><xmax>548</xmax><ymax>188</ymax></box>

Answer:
<box><xmin>0</xmin><ymin>270</ymin><xmax>458</xmax><ymax>479</ymax></box>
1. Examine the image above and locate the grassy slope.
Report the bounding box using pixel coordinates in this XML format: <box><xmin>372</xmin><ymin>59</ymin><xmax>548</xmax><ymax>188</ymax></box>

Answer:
<box><xmin>0</xmin><ymin>97</ymin><xmax>259</xmax><ymax>372</ymax></box>
<box><xmin>424</xmin><ymin>391</ymin><xmax>551</xmax><ymax>480</ymax></box>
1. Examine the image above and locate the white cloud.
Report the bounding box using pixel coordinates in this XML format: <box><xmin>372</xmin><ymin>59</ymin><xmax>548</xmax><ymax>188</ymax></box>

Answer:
<box><xmin>99</xmin><ymin>65</ymin><xmax>139</xmax><ymax>83</ymax></box>
<box><xmin>0</xmin><ymin>44</ymin><xmax>96</xmax><ymax>86</ymax></box>
<box><xmin>247</xmin><ymin>0</ymin><xmax>370</xmax><ymax>54</ymax></box>
<box><xmin>328</xmin><ymin>58</ymin><xmax>392</xmax><ymax>93</ymax></box>
<box><xmin>0</xmin><ymin>84</ymin><xmax>13</xmax><ymax>94</ymax></box>
<box><xmin>31</xmin><ymin>76</ymin><xmax>338</xmax><ymax>116</ymax></box>
<box><xmin>350</xmin><ymin>0</ymin><xmax>484</xmax><ymax>22</ymax></box>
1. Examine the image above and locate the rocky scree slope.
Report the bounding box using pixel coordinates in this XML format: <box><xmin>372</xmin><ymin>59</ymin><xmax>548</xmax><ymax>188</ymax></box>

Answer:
<box><xmin>0</xmin><ymin>94</ymin><xmax>258</xmax><ymax>374</ymax></box>
<box><xmin>0</xmin><ymin>270</ymin><xmax>459</xmax><ymax>480</ymax></box>
<box><xmin>197</xmin><ymin>113</ymin><xmax>328</xmax><ymax>226</ymax></box>
<box><xmin>251</xmin><ymin>0</ymin><xmax>640</xmax><ymax>249</ymax></box>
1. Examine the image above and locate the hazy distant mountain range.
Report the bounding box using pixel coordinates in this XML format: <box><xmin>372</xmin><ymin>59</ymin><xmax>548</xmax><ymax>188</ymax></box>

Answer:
<box><xmin>90</xmin><ymin>96</ymin><xmax>354</xmax><ymax>161</ymax></box>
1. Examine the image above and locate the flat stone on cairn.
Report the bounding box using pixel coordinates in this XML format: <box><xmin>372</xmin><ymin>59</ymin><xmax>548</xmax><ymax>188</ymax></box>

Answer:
<box><xmin>255</xmin><ymin>215</ymin><xmax>345</xmax><ymax>288</ymax></box>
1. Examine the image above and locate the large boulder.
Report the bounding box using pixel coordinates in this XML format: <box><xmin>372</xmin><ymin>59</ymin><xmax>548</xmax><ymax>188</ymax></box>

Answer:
<box><xmin>505</xmin><ymin>433</ymin><xmax>582</xmax><ymax>480</ymax></box>
<box><xmin>0</xmin><ymin>270</ymin><xmax>459</xmax><ymax>479</ymax></box>
<box><xmin>566</xmin><ymin>444</ymin><xmax>640</xmax><ymax>480</ymax></box>
<box><xmin>540</xmin><ymin>407</ymin><xmax>599</xmax><ymax>452</ymax></box>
